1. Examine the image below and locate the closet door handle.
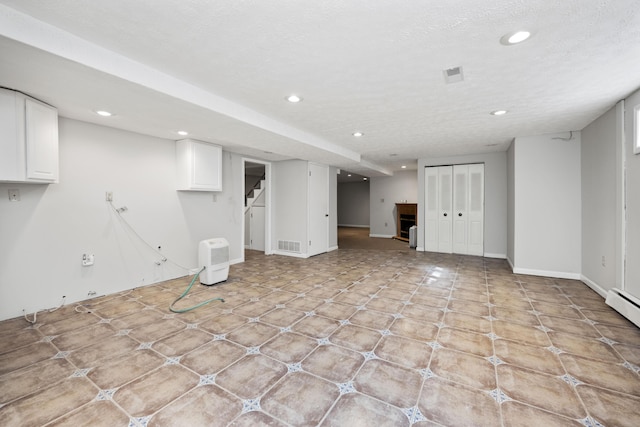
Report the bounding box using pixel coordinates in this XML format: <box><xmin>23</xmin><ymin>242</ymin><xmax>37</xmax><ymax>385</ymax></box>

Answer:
<box><xmin>458</xmin><ymin>213</ymin><xmax>462</xmax><ymax>217</ymax></box>
<box><xmin>443</xmin><ymin>213</ymin><xmax>447</xmax><ymax>217</ymax></box>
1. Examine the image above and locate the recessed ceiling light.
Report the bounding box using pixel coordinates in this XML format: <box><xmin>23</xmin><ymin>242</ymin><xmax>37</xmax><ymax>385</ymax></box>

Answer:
<box><xmin>500</xmin><ymin>30</ymin><xmax>531</xmax><ymax>45</ymax></box>
<box><xmin>491</xmin><ymin>110</ymin><xmax>508</xmax><ymax>116</ymax></box>
<box><xmin>95</xmin><ymin>110</ymin><xmax>112</xmax><ymax>117</ymax></box>
<box><xmin>363</xmin><ymin>177</ymin><xmax>368</xmax><ymax>181</ymax></box>
<box><xmin>348</xmin><ymin>174</ymin><xmax>352</xmax><ymax>177</ymax></box>
<box><xmin>177</xmin><ymin>130</ymin><xmax>189</xmax><ymax>136</ymax></box>
<box><xmin>401</xmin><ymin>165</ymin><xmax>407</xmax><ymax>169</ymax></box>
<box><xmin>352</xmin><ymin>131</ymin><xmax>364</xmax><ymax>137</ymax></box>
<box><xmin>286</xmin><ymin>94</ymin><xmax>302</xmax><ymax>103</ymax></box>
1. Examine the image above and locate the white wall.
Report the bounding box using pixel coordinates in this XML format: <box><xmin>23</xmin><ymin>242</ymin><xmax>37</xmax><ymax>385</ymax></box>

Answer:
<box><xmin>510</xmin><ymin>132</ymin><xmax>582</xmax><ymax>278</ymax></box>
<box><xmin>337</xmin><ymin>181</ymin><xmax>370</xmax><ymax>227</ymax></box>
<box><xmin>624</xmin><ymin>89</ymin><xmax>640</xmax><ymax>299</ymax></box>
<box><xmin>418</xmin><ymin>152</ymin><xmax>507</xmax><ymax>257</ymax></box>
<box><xmin>581</xmin><ymin>106</ymin><xmax>618</xmax><ymax>294</ymax></box>
<box><xmin>272</xmin><ymin>160</ymin><xmax>309</xmax><ymax>254</ymax></box>
<box><xmin>370</xmin><ymin>170</ymin><xmax>418</xmax><ymax>238</ymax></box>
<box><xmin>0</xmin><ymin>118</ymin><xmax>244</xmax><ymax>321</ymax></box>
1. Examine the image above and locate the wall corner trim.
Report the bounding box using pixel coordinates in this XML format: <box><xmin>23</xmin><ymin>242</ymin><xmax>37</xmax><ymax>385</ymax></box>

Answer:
<box><xmin>511</xmin><ymin>267</ymin><xmax>581</xmax><ymax>280</ymax></box>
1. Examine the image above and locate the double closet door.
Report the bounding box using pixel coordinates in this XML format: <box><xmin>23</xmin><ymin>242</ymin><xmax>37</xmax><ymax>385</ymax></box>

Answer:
<box><xmin>424</xmin><ymin>164</ymin><xmax>484</xmax><ymax>256</ymax></box>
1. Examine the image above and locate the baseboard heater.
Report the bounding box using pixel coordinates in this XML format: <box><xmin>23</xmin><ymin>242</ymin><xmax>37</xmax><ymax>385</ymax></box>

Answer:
<box><xmin>606</xmin><ymin>288</ymin><xmax>640</xmax><ymax>328</ymax></box>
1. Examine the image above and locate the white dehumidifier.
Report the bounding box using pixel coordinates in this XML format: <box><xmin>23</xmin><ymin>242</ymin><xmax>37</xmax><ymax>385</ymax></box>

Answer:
<box><xmin>198</xmin><ymin>238</ymin><xmax>230</xmax><ymax>285</ymax></box>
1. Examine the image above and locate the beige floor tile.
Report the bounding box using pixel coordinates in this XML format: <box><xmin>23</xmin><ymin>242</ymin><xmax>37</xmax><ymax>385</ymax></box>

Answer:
<box><xmin>128</xmin><ymin>317</ymin><xmax>186</xmax><ymax>342</ymax></box>
<box><xmin>539</xmin><ymin>315</ymin><xmax>600</xmax><ymax>338</ymax></box>
<box><xmin>447</xmin><ymin>298</ymin><xmax>490</xmax><ymax>316</ymax></box>
<box><xmin>430</xmin><ymin>347</ymin><xmax>496</xmax><ymax>390</ymax></box>
<box><xmin>491</xmin><ymin>305</ymin><xmax>540</xmax><ymax>326</ymax></box>
<box><xmin>0</xmin><ymin>328</ymin><xmax>43</xmax><ymax>354</ymax></box>
<box><xmin>330</xmin><ymin>324</ymin><xmax>382</xmax><ymax>352</ymax></box>
<box><xmin>52</xmin><ymin>323</ymin><xmax>117</xmax><ymax>351</ymax></box>
<box><xmin>451</xmin><ymin>289</ymin><xmax>487</xmax><ymax>303</ymax></box>
<box><xmin>594</xmin><ymin>323</ymin><xmax>640</xmax><ymax>346</ymax></box>
<box><xmin>613</xmin><ymin>343</ymin><xmax>640</xmax><ymax>366</ymax></box>
<box><xmin>38</xmin><ymin>312</ymin><xmax>102</xmax><ymax>336</ymax></box>
<box><xmin>374</xmin><ymin>335</ymin><xmax>431</xmax><ymax>369</ymax></box>
<box><xmin>418</xmin><ymin>377</ymin><xmax>501</xmax><ymax>426</ymax></box>
<box><xmin>531</xmin><ymin>301</ymin><xmax>583</xmax><ymax>320</ymax></box>
<box><xmin>226</xmin><ymin>322</ymin><xmax>280</xmax><ymax>347</ymax></box>
<box><xmin>410</xmin><ymin>294</ymin><xmax>449</xmax><ymax>309</ymax></box>
<box><xmin>354</xmin><ymin>359</ymin><xmax>423</xmax><ymax>408</ymax></box>
<box><xmin>149</xmin><ymin>384</ymin><xmax>242</xmax><ymax>426</ymax></box>
<box><xmin>260</xmin><ymin>332</ymin><xmax>317</xmax><ymax>363</ymax></box>
<box><xmin>0</xmin><ymin>358</ymin><xmax>74</xmax><ymax>404</ymax></box>
<box><xmin>0</xmin><ymin>377</ymin><xmax>96</xmax><ymax>426</ymax></box>
<box><xmin>229</xmin><ymin>411</ymin><xmax>289</xmax><ymax>427</ymax></box>
<box><xmin>259</xmin><ymin>307</ymin><xmax>305</xmax><ymax>327</ymax></box>
<box><xmin>569</xmin><ymin>295</ymin><xmax>611</xmax><ymax>311</ymax></box>
<box><xmin>153</xmin><ymin>328</ymin><xmax>212</xmax><ymax>356</ymax></box>
<box><xmin>400</xmin><ymin>304</ymin><xmax>444</xmax><ymax>323</ymax></box>
<box><xmin>438</xmin><ymin>327</ymin><xmax>494</xmax><ymax>357</ymax></box>
<box><xmin>262</xmin><ymin>372</ymin><xmax>339</xmax><ymax>425</ymax></box>
<box><xmin>560</xmin><ymin>353</ymin><xmax>640</xmax><ymax>395</ymax></box>
<box><xmin>109</xmin><ymin>309</ymin><xmax>165</xmax><ymax>331</ymax></box>
<box><xmin>366</xmin><ymin>297</ymin><xmax>405</xmax><ymax>313</ymax></box>
<box><xmin>321</xmin><ymin>393</ymin><xmax>410</xmax><ymax>427</ymax></box>
<box><xmin>215</xmin><ymin>355</ymin><xmax>287</xmax><ymax>399</ymax></box>
<box><xmin>48</xmin><ymin>401</ymin><xmax>130</xmax><ymax>427</ymax></box>
<box><xmin>114</xmin><ymin>365</ymin><xmax>199</xmax><ymax>417</ymax></box>
<box><xmin>92</xmin><ymin>299</ymin><xmax>147</xmax><ymax>319</ymax></box>
<box><xmin>492</xmin><ymin>320</ymin><xmax>550</xmax><ymax>347</ymax></box>
<box><xmin>443</xmin><ymin>311</ymin><xmax>492</xmax><ymax>334</ymax></box>
<box><xmin>414</xmin><ymin>286</ymin><xmax>451</xmax><ymax>298</ymax></box>
<box><xmin>497</xmin><ymin>364</ymin><xmax>586</xmax><ymax>419</ymax></box>
<box><xmin>348</xmin><ymin>309</ymin><xmax>395</xmax><ymax>330</ymax></box>
<box><xmin>230</xmin><ymin>300</ymin><xmax>275</xmax><ymax>318</ymax></box>
<box><xmin>549</xmin><ymin>331</ymin><xmax>622</xmax><ymax>362</ymax></box>
<box><xmin>390</xmin><ymin>317</ymin><xmax>439</xmax><ymax>342</ymax></box>
<box><xmin>501</xmin><ymin>401</ymin><xmax>583</xmax><ymax>427</ymax></box>
<box><xmin>292</xmin><ymin>315</ymin><xmax>340</xmax><ymax>338</ymax></box>
<box><xmin>302</xmin><ymin>344</ymin><xmax>364</xmax><ymax>382</ymax></box>
<box><xmin>490</xmin><ymin>295</ymin><xmax>533</xmax><ymax>310</ymax></box>
<box><xmin>181</xmin><ymin>340</ymin><xmax>245</xmax><ymax>374</ymax></box>
<box><xmin>0</xmin><ymin>341</ymin><xmax>58</xmax><ymax>375</ymax></box>
<box><xmin>199</xmin><ymin>313</ymin><xmax>248</xmax><ymax>334</ymax></box>
<box><xmin>577</xmin><ymin>384</ymin><xmax>640</xmax><ymax>427</ymax></box>
<box><xmin>87</xmin><ymin>349</ymin><xmax>165</xmax><ymax>389</ymax></box>
<box><xmin>582</xmin><ymin>308</ymin><xmax>637</xmax><ymax>328</ymax></box>
<box><xmin>494</xmin><ymin>339</ymin><xmax>565</xmax><ymax>375</ymax></box>
<box><xmin>314</xmin><ymin>302</ymin><xmax>358</xmax><ymax>320</ymax></box>
<box><xmin>376</xmin><ymin>287</ymin><xmax>414</xmax><ymax>301</ymax></box>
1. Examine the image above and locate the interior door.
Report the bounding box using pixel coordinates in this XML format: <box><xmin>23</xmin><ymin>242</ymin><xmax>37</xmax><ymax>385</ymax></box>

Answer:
<box><xmin>467</xmin><ymin>164</ymin><xmax>485</xmax><ymax>256</ymax></box>
<box><xmin>250</xmin><ymin>206</ymin><xmax>265</xmax><ymax>251</ymax></box>
<box><xmin>308</xmin><ymin>163</ymin><xmax>329</xmax><ymax>256</ymax></box>
<box><xmin>438</xmin><ymin>166</ymin><xmax>453</xmax><ymax>253</ymax></box>
<box><xmin>424</xmin><ymin>167</ymin><xmax>439</xmax><ymax>252</ymax></box>
<box><xmin>453</xmin><ymin>165</ymin><xmax>469</xmax><ymax>254</ymax></box>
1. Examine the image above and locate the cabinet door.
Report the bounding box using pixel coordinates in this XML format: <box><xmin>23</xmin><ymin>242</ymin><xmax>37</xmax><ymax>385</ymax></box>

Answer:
<box><xmin>25</xmin><ymin>98</ymin><xmax>58</xmax><ymax>182</ymax></box>
<box><xmin>191</xmin><ymin>140</ymin><xmax>221</xmax><ymax>190</ymax></box>
<box><xmin>466</xmin><ymin>164</ymin><xmax>484</xmax><ymax>256</ymax></box>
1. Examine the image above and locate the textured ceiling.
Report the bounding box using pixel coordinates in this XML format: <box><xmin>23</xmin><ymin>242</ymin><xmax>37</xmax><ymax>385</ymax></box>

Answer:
<box><xmin>1</xmin><ymin>1</ymin><xmax>639</xmax><ymax>178</ymax></box>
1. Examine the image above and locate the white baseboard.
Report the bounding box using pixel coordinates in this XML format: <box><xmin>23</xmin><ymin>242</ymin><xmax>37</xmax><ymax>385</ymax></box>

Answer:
<box><xmin>328</xmin><ymin>245</ymin><xmax>338</xmax><ymax>252</ymax></box>
<box><xmin>272</xmin><ymin>250</ymin><xmax>309</xmax><ymax>259</ymax></box>
<box><xmin>606</xmin><ymin>288</ymin><xmax>640</xmax><ymax>328</ymax></box>
<box><xmin>506</xmin><ymin>256</ymin><xmax>514</xmax><ymax>272</ymax></box>
<box><xmin>416</xmin><ymin>246</ymin><xmax>424</xmax><ymax>252</ymax></box>
<box><xmin>484</xmin><ymin>253</ymin><xmax>507</xmax><ymax>259</ymax></box>
<box><xmin>230</xmin><ymin>257</ymin><xmax>244</xmax><ymax>265</ymax></box>
<box><xmin>338</xmin><ymin>224</ymin><xmax>370</xmax><ymax>228</ymax></box>
<box><xmin>369</xmin><ymin>234</ymin><xmax>395</xmax><ymax>238</ymax></box>
<box><xmin>580</xmin><ymin>274</ymin><xmax>608</xmax><ymax>298</ymax></box>
<box><xmin>512</xmin><ymin>267</ymin><xmax>581</xmax><ymax>280</ymax></box>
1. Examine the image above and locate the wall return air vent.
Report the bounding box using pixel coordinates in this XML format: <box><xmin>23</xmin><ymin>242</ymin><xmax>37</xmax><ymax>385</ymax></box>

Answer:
<box><xmin>278</xmin><ymin>240</ymin><xmax>301</xmax><ymax>253</ymax></box>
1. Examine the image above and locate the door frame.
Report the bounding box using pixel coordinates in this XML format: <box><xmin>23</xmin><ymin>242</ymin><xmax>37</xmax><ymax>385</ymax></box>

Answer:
<box><xmin>307</xmin><ymin>162</ymin><xmax>329</xmax><ymax>257</ymax></box>
<box><xmin>241</xmin><ymin>158</ymin><xmax>272</xmax><ymax>258</ymax></box>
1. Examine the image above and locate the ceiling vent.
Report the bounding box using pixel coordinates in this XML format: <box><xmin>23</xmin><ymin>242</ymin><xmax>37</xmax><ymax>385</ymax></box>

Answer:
<box><xmin>443</xmin><ymin>66</ymin><xmax>464</xmax><ymax>84</ymax></box>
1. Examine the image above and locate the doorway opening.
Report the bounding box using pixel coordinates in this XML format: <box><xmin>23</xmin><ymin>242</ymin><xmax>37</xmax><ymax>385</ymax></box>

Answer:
<box><xmin>243</xmin><ymin>159</ymin><xmax>271</xmax><ymax>258</ymax></box>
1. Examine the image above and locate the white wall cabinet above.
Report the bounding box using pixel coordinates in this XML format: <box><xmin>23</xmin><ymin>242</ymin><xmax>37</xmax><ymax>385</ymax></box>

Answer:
<box><xmin>0</xmin><ymin>88</ymin><xmax>59</xmax><ymax>183</ymax></box>
<box><xmin>176</xmin><ymin>139</ymin><xmax>222</xmax><ymax>191</ymax></box>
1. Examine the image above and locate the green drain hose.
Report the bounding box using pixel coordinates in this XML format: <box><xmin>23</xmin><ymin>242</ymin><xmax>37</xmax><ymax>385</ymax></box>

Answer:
<box><xmin>169</xmin><ymin>267</ymin><xmax>225</xmax><ymax>313</ymax></box>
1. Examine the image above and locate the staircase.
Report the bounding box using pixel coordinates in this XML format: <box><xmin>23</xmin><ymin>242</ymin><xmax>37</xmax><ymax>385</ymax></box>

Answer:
<box><xmin>245</xmin><ymin>179</ymin><xmax>266</xmax><ymax>210</ymax></box>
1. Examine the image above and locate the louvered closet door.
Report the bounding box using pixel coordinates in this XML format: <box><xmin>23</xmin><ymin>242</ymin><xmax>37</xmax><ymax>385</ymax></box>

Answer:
<box><xmin>424</xmin><ymin>167</ymin><xmax>439</xmax><ymax>252</ymax></box>
<box><xmin>466</xmin><ymin>164</ymin><xmax>484</xmax><ymax>256</ymax></box>
<box><xmin>453</xmin><ymin>165</ymin><xmax>469</xmax><ymax>254</ymax></box>
<box><xmin>437</xmin><ymin>166</ymin><xmax>453</xmax><ymax>253</ymax></box>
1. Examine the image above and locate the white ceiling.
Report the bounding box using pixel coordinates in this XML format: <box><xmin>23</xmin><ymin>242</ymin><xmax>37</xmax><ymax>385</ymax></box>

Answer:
<box><xmin>1</xmin><ymin>1</ymin><xmax>639</xmax><ymax>178</ymax></box>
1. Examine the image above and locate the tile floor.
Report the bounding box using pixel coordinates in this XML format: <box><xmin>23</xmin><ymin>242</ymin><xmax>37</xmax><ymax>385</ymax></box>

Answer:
<box><xmin>1</xmin><ymin>249</ymin><xmax>640</xmax><ymax>426</ymax></box>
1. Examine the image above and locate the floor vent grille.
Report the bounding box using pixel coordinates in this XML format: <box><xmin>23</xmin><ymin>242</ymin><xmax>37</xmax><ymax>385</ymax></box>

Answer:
<box><xmin>278</xmin><ymin>240</ymin><xmax>301</xmax><ymax>253</ymax></box>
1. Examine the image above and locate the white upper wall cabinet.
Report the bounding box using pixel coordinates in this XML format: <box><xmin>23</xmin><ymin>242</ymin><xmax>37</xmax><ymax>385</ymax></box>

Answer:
<box><xmin>176</xmin><ymin>138</ymin><xmax>222</xmax><ymax>191</ymax></box>
<box><xmin>0</xmin><ymin>88</ymin><xmax>59</xmax><ymax>183</ymax></box>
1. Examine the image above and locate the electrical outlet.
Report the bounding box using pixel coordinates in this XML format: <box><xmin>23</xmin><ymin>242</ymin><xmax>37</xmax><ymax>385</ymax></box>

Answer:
<box><xmin>82</xmin><ymin>254</ymin><xmax>95</xmax><ymax>266</ymax></box>
<box><xmin>105</xmin><ymin>191</ymin><xmax>113</xmax><ymax>202</ymax></box>
<box><xmin>87</xmin><ymin>290</ymin><xmax>97</xmax><ymax>297</ymax></box>
<box><xmin>8</xmin><ymin>189</ymin><xmax>20</xmax><ymax>201</ymax></box>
